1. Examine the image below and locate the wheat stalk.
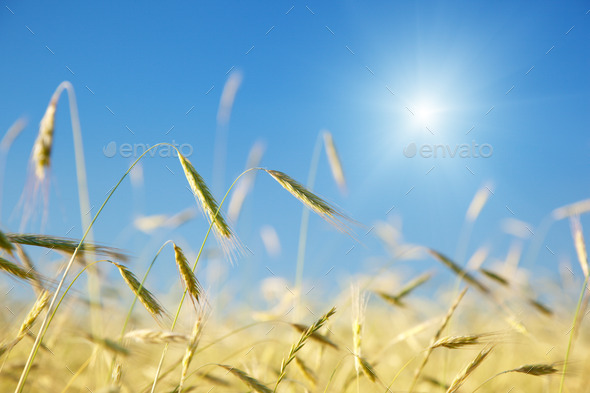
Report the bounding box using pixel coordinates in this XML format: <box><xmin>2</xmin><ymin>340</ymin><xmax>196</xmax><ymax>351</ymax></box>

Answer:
<box><xmin>173</xmin><ymin>243</ymin><xmax>203</xmax><ymax>304</ymax></box>
<box><xmin>114</xmin><ymin>263</ymin><xmax>165</xmax><ymax>318</ymax></box>
<box><xmin>14</xmin><ymin>244</ymin><xmax>44</xmax><ymax>295</ymax></box>
<box><xmin>560</xmin><ymin>215</ymin><xmax>590</xmax><ymax>392</ymax></box>
<box><xmin>263</xmin><ymin>170</ymin><xmax>349</xmax><ymax>232</ymax></box>
<box><xmin>511</xmin><ymin>363</ymin><xmax>560</xmax><ymax>376</ymax></box>
<box><xmin>479</xmin><ymin>268</ymin><xmax>510</xmax><ymax>286</ymax></box>
<box><xmin>178</xmin><ymin>153</ymin><xmax>237</xmax><ymax>259</ymax></box>
<box><xmin>228</xmin><ymin>141</ymin><xmax>265</xmax><ymax>222</ymax></box>
<box><xmin>124</xmin><ymin>330</ymin><xmax>189</xmax><ymax>344</ymax></box>
<box><xmin>289</xmin><ymin>323</ymin><xmax>339</xmax><ymax>349</ymax></box>
<box><xmin>351</xmin><ymin>286</ymin><xmax>368</xmax><ymax>378</ymax></box>
<box><xmin>409</xmin><ymin>288</ymin><xmax>467</xmax><ymax>392</ymax></box>
<box><xmin>84</xmin><ymin>334</ymin><xmax>130</xmax><ymax>356</ymax></box>
<box><xmin>294</xmin><ymin>356</ymin><xmax>317</xmax><ymax>386</ymax></box>
<box><xmin>430</xmin><ymin>333</ymin><xmax>496</xmax><ymax>350</ymax></box>
<box><xmin>570</xmin><ymin>216</ymin><xmax>589</xmax><ymax>278</ymax></box>
<box><xmin>428</xmin><ymin>249</ymin><xmax>489</xmax><ymax>294</ymax></box>
<box><xmin>112</xmin><ymin>362</ymin><xmax>122</xmax><ymax>385</ymax></box>
<box><xmin>274</xmin><ymin>307</ymin><xmax>336</xmax><ymax>392</ymax></box>
<box><xmin>179</xmin><ymin>314</ymin><xmax>205</xmax><ymax>391</ymax></box>
<box><xmin>32</xmin><ymin>96</ymin><xmax>57</xmax><ymax>180</ymax></box>
<box><xmin>16</xmin><ymin>290</ymin><xmax>51</xmax><ymax>342</ymax></box>
<box><xmin>5</xmin><ymin>232</ymin><xmax>128</xmax><ymax>261</ymax></box>
<box><xmin>473</xmin><ymin>361</ymin><xmax>560</xmax><ymax>392</ymax></box>
<box><xmin>322</xmin><ymin>131</ymin><xmax>347</xmax><ymax>194</ymax></box>
<box><xmin>0</xmin><ymin>229</ymin><xmax>14</xmax><ymax>255</ymax></box>
<box><xmin>446</xmin><ymin>346</ymin><xmax>493</xmax><ymax>393</ymax></box>
<box><xmin>219</xmin><ymin>364</ymin><xmax>272</xmax><ymax>393</ymax></box>
<box><xmin>0</xmin><ymin>256</ymin><xmax>37</xmax><ymax>282</ymax></box>
<box><xmin>375</xmin><ymin>272</ymin><xmax>432</xmax><ymax>307</ymax></box>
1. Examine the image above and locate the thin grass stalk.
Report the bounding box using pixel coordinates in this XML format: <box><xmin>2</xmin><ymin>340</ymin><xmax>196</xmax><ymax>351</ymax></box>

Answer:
<box><xmin>408</xmin><ymin>288</ymin><xmax>467</xmax><ymax>393</ymax></box>
<box><xmin>14</xmin><ymin>244</ymin><xmax>44</xmax><ymax>295</ymax></box>
<box><xmin>559</xmin><ymin>216</ymin><xmax>589</xmax><ymax>392</ymax></box>
<box><xmin>559</xmin><ymin>273</ymin><xmax>589</xmax><ymax>392</ymax></box>
<box><xmin>295</xmin><ymin>132</ymin><xmax>323</xmax><ymax>295</ymax></box>
<box><xmin>15</xmin><ymin>143</ymin><xmax>175</xmax><ymax>393</ymax></box>
<box><xmin>473</xmin><ymin>363</ymin><xmax>560</xmax><ymax>392</ymax></box>
<box><xmin>322</xmin><ymin>130</ymin><xmax>346</xmax><ymax>194</ymax></box>
<box><xmin>274</xmin><ymin>307</ymin><xmax>336</xmax><ymax>392</ymax></box>
<box><xmin>455</xmin><ymin>186</ymin><xmax>490</xmax><ymax>265</ymax></box>
<box><xmin>0</xmin><ymin>118</ymin><xmax>27</xmax><ymax>220</ymax></box>
<box><xmin>59</xmin><ymin>355</ymin><xmax>92</xmax><ymax>393</ymax></box>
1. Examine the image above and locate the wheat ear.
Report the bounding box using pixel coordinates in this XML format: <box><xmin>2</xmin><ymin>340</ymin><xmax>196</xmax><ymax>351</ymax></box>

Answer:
<box><xmin>446</xmin><ymin>346</ymin><xmax>493</xmax><ymax>393</ymax></box>
<box><xmin>173</xmin><ymin>243</ymin><xmax>203</xmax><ymax>304</ymax></box>
<box><xmin>274</xmin><ymin>307</ymin><xmax>336</xmax><ymax>392</ymax></box>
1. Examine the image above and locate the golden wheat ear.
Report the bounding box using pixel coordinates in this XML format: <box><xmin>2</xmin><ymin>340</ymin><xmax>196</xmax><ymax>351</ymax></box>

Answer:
<box><xmin>173</xmin><ymin>243</ymin><xmax>203</xmax><ymax>304</ymax></box>
<box><xmin>322</xmin><ymin>130</ymin><xmax>347</xmax><ymax>194</ymax></box>
<box><xmin>15</xmin><ymin>290</ymin><xmax>51</xmax><ymax>343</ymax></box>
<box><xmin>262</xmin><ymin>169</ymin><xmax>355</xmax><ymax>234</ymax></box>
<box><xmin>178</xmin><ymin>153</ymin><xmax>240</xmax><ymax>259</ymax></box>
<box><xmin>218</xmin><ymin>365</ymin><xmax>272</xmax><ymax>393</ymax></box>
<box><xmin>446</xmin><ymin>346</ymin><xmax>493</xmax><ymax>393</ymax></box>
<box><xmin>179</xmin><ymin>313</ymin><xmax>206</xmax><ymax>391</ymax></box>
<box><xmin>32</xmin><ymin>97</ymin><xmax>57</xmax><ymax>181</ymax></box>
<box><xmin>428</xmin><ymin>249</ymin><xmax>489</xmax><ymax>294</ymax></box>
<box><xmin>114</xmin><ymin>263</ymin><xmax>166</xmax><ymax>318</ymax></box>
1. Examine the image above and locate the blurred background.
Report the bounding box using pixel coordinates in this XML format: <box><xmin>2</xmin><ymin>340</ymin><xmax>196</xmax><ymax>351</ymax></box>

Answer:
<box><xmin>1</xmin><ymin>1</ymin><xmax>589</xmax><ymax>303</ymax></box>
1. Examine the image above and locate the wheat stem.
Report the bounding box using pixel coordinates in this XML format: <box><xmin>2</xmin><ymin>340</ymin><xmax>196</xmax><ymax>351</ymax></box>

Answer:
<box><xmin>295</xmin><ymin>132</ymin><xmax>323</xmax><ymax>298</ymax></box>
<box><xmin>559</xmin><ymin>273</ymin><xmax>589</xmax><ymax>392</ymax></box>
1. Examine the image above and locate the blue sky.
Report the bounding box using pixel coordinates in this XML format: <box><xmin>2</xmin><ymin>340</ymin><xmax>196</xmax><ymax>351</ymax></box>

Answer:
<box><xmin>1</xmin><ymin>1</ymin><xmax>589</xmax><ymax>298</ymax></box>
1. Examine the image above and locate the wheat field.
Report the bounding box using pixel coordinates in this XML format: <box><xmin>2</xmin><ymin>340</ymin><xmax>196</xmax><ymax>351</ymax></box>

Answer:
<box><xmin>1</xmin><ymin>83</ymin><xmax>589</xmax><ymax>393</ymax></box>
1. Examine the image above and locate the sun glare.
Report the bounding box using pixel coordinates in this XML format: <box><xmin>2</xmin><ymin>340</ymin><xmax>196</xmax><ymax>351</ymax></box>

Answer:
<box><xmin>408</xmin><ymin>96</ymin><xmax>446</xmax><ymax>133</ymax></box>
<box><xmin>414</xmin><ymin>103</ymin><xmax>435</xmax><ymax>124</ymax></box>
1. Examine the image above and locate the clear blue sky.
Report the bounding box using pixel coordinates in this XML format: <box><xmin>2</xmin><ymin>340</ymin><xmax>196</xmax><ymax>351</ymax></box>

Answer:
<box><xmin>1</xmin><ymin>1</ymin><xmax>589</xmax><ymax>298</ymax></box>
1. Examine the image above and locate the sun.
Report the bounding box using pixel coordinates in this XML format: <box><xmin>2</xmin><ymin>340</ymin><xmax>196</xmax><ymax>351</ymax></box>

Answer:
<box><xmin>414</xmin><ymin>103</ymin><xmax>436</xmax><ymax>124</ymax></box>
<box><xmin>409</xmin><ymin>97</ymin><xmax>445</xmax><ymax>133</ymax></box>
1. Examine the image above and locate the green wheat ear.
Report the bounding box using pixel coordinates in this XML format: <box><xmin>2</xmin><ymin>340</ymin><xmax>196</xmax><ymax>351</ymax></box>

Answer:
<box><xmin>5</xmin><ymin>232</ymin><xmax>128</xmax><ymax>262</ymax></box>
<box><xmin>0</xmin><ymin>229</ymin><xmax>15</xmax><ymax>254</ymax></box>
